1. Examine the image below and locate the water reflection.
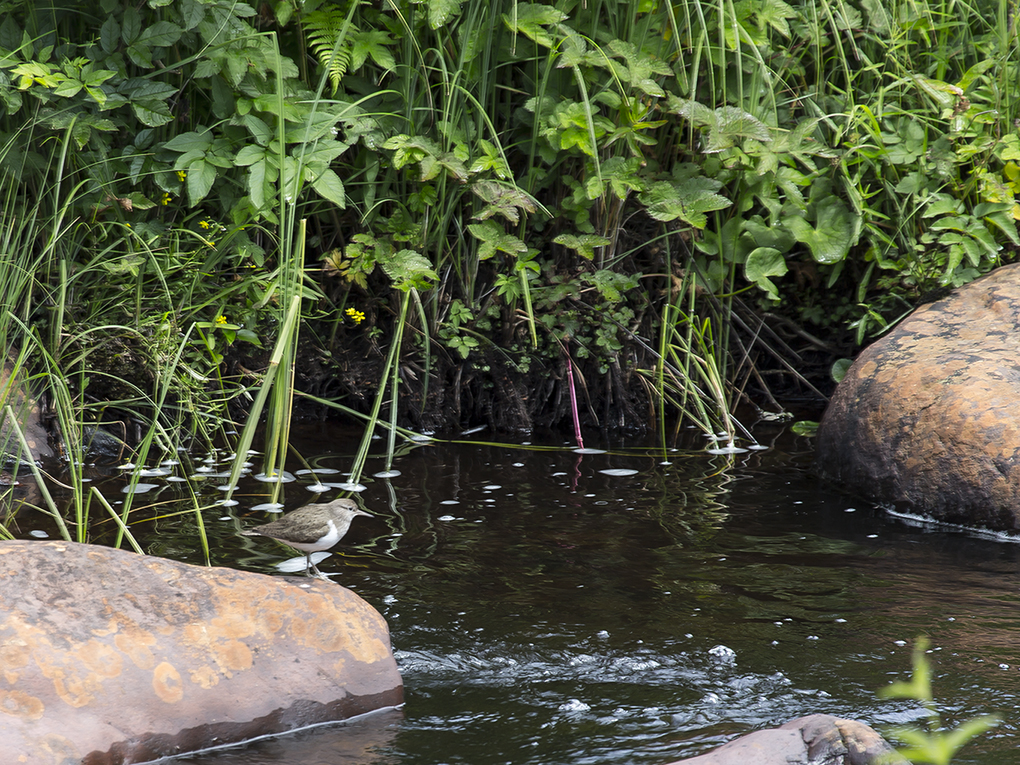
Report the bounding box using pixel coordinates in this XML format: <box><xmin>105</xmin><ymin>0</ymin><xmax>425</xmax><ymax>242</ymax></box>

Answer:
<box><xmin>9</xmin><ymin>422</ymin><xmax>1020</xmax><ymax>764</ymax></box>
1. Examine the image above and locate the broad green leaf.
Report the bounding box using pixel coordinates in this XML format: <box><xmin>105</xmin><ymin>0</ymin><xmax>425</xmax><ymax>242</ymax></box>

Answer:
<box><xmin>248</xmin><ymin>159</ymin><xmax>269</xmax><ymax>209</ymax></box>
<box><xmin>312</xmin><ymin>168</ymin><xmax>346</xmax><ymax>208</ymax></box>
<box><xmin>122</xmin><ymin>6</ymin><xmax>141</xmax><ymax>43</ymax></box>
<box><xmin>187</xmin><ymin>158</ymin><xmax>217</xmax><ymax>205</ymax></box>
<box><xmin>132</xmin><ymin>99</ymin><xmax>173</xmax><ymax>127</ymax></box>
<box><xmin>349</xmin><ymin>29</ymin><xmax>396</xmax><ymax>71</ymax></box>
<box><xmin>164</xmin><ymin>130</ymin><xmax>213</xmax><ymax>153</ymax></box>
<box><xmin>234</xmin><ymin>145</ymin><xmax>266</xmax><ymax>166</ymax></box>
<box><xmin>744</xmin><ymin>247</ymin><xmax>787</xmax><ymax>300</ymax></box>
<box><xmin>785</xmin><ymin>195</ymin><xmax>856</xmax><ymax>264</ymax></box>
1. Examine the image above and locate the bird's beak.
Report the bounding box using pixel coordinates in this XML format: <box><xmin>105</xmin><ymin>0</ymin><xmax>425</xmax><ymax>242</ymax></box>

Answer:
<box><xmin>354</xmin><ymin>509</ymin><xmax>372</xmax><ymax>518</ymax></box>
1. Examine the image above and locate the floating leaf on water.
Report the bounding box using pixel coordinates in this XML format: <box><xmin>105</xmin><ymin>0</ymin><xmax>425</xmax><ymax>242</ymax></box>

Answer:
<box><xmin>138</xmin><ymin>467</ymin><xmax>170</xmax><ymax>477</ymax></box>
<box><xmin>790</xmin><ymin>420</ymin><xmax>819</xmax><ymax>436</ymax></box>
<box><xmin>707</xmin><ymin>445</ymin><xmax>748</xmax><ymax>454</ymax></box>
<box><xmin>251</xmin><ymin>503</ymin><xmax>285</xmax><ymax>512</ymax></box>
<box><xmin>255</xmin><ymin>471</ymin><xmax>296</xmax><ymax>483</ymax></box>
<box><xmin>166</xmin><ymin>476</ymin><xmax>187</xmax><ymax>483</ymax></box>
<box><xmin>217</xmin><ymin>499</ymin><xmax>239</xmax><ymax>507</ymax></box>
<box><xmin>117</xmin><ymin>463</ymin><xmax>136</xmax><ymax>470</ymax></box>
<box><xmin>122</xmin><ymin>483</ymin><xmax>159</xmax><ymax>494</ymax></box>
<box><xmin>295</xmin><ymin>468</ymin><xmax>341</xmax><ymax>476</ymax></box>
<box><xmin>276</xmin><ymin>552</ymin><xmax>329</xmax><ymax>573</ymax></box>
<box><xmin>599</xmin><ymin>468</ymin><xmax>639</xmax><ymax>477</ymax></box>
<box><xmin>573</xmin><ymin>448</ymin><xmax>606</xmax><ymax>454</ymax></box>
<box><xmin>438</xmin><ymin>515</ymin><xmax>457</xmax><ymax>521</ymax></box>
<box><xmin>440</xmin><ymin>499</ymin><xmax>460</xmax><ymax>505</ymax></box>
<box><xmin>29</xmin><ymin>530</ymin><xmax>48</xmax><ymax>539</ymax></box>
<box><xmin>374</xmin><ymin>470</ymin><xmax>401</xmax><ymax>479</ymax></box>
<box><xmin>326</xmin><ymin>482</ymin><xmax>366</xmax><ymax>492</ymax></box>
<box><xmin>305</xmin><ymin>483</ymin><xmax>330</xmax><ymax>493</ymax></box>
<box><xmin>216</xmin><ymin>484</ymin><xmax>237</xmax><ymax>492</ymax></box>
<box><xmin>482</xmin><ymin>484</ymin><xmax>502</xmax><ymax>490</ymax></box>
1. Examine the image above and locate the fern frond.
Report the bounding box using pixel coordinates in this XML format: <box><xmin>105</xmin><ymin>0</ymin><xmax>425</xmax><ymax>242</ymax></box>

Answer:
<box><xmin>301</xmin><ymin>6</ymin><xmax>354</xmax><ymax>94</ymax></box>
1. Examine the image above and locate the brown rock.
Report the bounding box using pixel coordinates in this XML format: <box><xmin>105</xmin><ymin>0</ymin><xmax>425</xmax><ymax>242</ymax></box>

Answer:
<box><xmin>665</xmin><ymin>714</ymin><xmax>907</xmax><ymax>764</ymax></box>
<box><xmin>0</xmin><ymin>540</ymin><xmax>402</xmax><ymax>764</ymax></box>
<box><xmin>816</xmin><ymin>263</ymin><xmax>1020</xmax><ymax>529</ymax></box>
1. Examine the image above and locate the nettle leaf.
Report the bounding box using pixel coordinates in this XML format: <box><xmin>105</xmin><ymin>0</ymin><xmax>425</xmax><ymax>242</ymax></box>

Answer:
<box><xmin>471</xmin><ymin>181</ymin><xmax>537</xmax><ymax>224</ymax></box>
<box><xmin>667</xmin><ymin>98</ymin><xmax>771</xmax><ymax>152</ymax></box>
<box><xmin>470</xmin><ymin>139</ymin><xmax>511</xmax><ymax>179</ymax></box>
<box><xmin>757</xmin><ymin>0</ymin><xmax>798</xmax><ymax>37</ymax></box>
<box><xmin>606</xmin><ymin>39</ymin><xmax>670</xmax><ymax>97</ymax></box>
<box><xmin>554</xmin><ymin>233</ymin><xmax>611</xmax><ymax>260</ymax></box>
<box><xmin>382</xmin><ymin>134</ymin><xmax>441</xmax><ymax>169</ymax></box>
<box><xmin>744</xmin><ymin>246</ymin><xmax>787</xmax><ymax>300</ymax></box>
<box><xmin>584</xmin><ymin>269</ymin><xmax>639</xmax><ymax>302</ymax></box>
<box><xmin>502</xmin><ymin>3</ymin><xmax>568</xmax><ymax>47</ymax></box>
<box><xmin>380</xmin><ymin>249</ymin><xmax>438</xmax><ymax>291</ymax></box>
<box><xmin>640</xmin><ymin>178</ymin><xmax>731</xmax><ymax>228</ymax></box>
<box><xmin>427</xmin><ymin>0</ymin><xmax>464</xmax><ymax>29</ymax></box>
<box><xmin>468</xmin><ymin>220</ymin><xmax>528</xmax><ymax>259</ymax></box>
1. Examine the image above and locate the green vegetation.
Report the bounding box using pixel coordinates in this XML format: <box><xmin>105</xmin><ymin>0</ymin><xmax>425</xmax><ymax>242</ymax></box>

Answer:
<box><xmin>880</xmin><ymin>636</ymin><xmax>999</xmax><ymax>764</ymax></box>
<box><xmin>1</xmin><ymin>0</ymin><xmax>1019</xmax><ymax>499</ymax></box>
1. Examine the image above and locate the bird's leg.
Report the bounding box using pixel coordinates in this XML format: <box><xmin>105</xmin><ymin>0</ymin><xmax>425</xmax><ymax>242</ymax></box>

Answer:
<box><xmin>308</xmin><ymin>556</ymin><xmax>329</xmax><ymax>579</ymax></box>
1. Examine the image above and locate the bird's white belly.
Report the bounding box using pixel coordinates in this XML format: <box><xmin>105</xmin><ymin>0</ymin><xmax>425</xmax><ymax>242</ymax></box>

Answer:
<box><xmin>286</xmin><ymin>519</ymin><xmax>341</xmax><ymax>552</ymax></box>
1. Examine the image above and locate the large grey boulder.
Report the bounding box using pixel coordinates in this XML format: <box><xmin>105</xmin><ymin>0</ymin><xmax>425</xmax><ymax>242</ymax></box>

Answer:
<box><xmin>0</xmin><ymin>540</ymin><xmax>402</xmax><ymax>764</ymax></box>
<box><xmin>816</xmin><ymin>263</ymin><xmax>1020</xmax><ymax>529</ymax></box>
<box><xmin>665</xmin><ymin>714</ymin><xmax>907</xmax><ymax>765</ymax></box>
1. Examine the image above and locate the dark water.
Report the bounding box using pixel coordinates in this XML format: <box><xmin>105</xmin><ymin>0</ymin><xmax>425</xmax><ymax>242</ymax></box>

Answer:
<box><xmin>14</xmin><ymin>418</ymin><xmax>1020</xmax><ymax>764</ymax></box>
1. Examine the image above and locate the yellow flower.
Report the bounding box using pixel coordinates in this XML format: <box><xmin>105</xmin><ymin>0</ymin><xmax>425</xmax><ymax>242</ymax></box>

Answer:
<box><xmin>177</xmin><ymin>170</ymin><xmax>187</xmax><ymax>182</ymax></box>
<box><xmin>161</xmin><ymin>192</ymin><xmax>172</xmax><ymax>206</ymax></box>
<box><xmin>345</xmin><ymin>307</ymin><xmax>366</xmax><ymax>324</ymax></box>
<box><xmin>199</xmin><ymin>220</ymin><xmax>210</xmax><ymax>229</ymax></box>
<box><xmin>215</xmin><ymin>315</ymin><xmax>228</xmax><ymax>325</ymax></box>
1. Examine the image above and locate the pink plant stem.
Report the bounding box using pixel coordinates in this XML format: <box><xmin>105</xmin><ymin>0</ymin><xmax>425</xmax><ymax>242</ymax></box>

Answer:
<box><xmin>567</xmin><ymin>352</ymin><xmax>583</xmax><ymax>450</ymax></box>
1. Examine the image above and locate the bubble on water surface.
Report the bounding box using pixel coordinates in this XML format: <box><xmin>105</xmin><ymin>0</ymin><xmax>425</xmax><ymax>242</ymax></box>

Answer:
<box><xmin>558</xmin><ymin>699</ymin><xmax>591</xmax><ymax>713</ymax></box>
<box><xmin>708</xmin><ymin>644</ymin><xmax>736</xmax><ymax>662</ymax></box>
